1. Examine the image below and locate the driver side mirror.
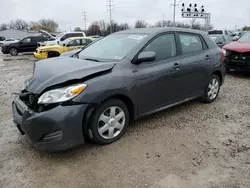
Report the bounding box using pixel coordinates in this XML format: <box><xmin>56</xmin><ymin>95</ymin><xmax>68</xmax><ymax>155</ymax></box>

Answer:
<box><xmin>135</xmin><ymin>51</ymin><xmax>156</xmax><ymax>64</ymax></box>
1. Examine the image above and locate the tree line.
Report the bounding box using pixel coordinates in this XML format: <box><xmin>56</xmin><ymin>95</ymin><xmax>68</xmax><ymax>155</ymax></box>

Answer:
<box><xmin>0</xmin><ymin>19</ymin><xmax>58</xmax><ymax>32</ymax></box>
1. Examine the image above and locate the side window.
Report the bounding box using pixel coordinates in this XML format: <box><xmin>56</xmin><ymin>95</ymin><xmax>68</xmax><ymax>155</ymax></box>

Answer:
<box><xmin>179</xmin><ymin>34</ymin><xmax>203</xmax><ymax>54</ymax></box>
<box><xmin>81</xmin><ymin>39</ymin><xmax>93</xmax><ymax>45</ymax></box>
<box><xmin>143</xmin><ymin>34</ymin><xmax>176</xmax><ymax>62</ymax></box>
<box><xmin>60</xmin><ymin>34</ymin><xmax>69</xmax><ymax>41</ymax></box>
<box><xmin>86</xmin><ymin>39</ymin><xmax>93</xmax><ymax>45</ymax></box>
<box><xmin>68</xmin><ymin>39</ymin><xmax>81</xmax><ymax>46</ymax></box>
<box><xmin>224</xmin><ymin>35</ymin><xmax>232</xmax><ymax>42</ymax></box>
<box><xmin>225</xmin><ymin>30</ymin><xmax>228</xmax><ymax>35</ymax></box>
<box><xmin>72</xmin><ymin>33</ymin><xmax>83</xmax><ymax>37</ymax></box>
<box><xmin>21</xmin><ymin>38</ymin><xmax>31</xmax><ymax>43</ymax></box>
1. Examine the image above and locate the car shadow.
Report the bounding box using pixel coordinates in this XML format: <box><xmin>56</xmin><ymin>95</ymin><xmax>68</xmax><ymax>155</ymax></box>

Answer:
<box><xmin>34</xmin><ymin>99</ymin><xmax>201</xmax><ymax>159</ymax></box>
<box><xmin>227</xmin><ymin>71</ymin><xmax>250</xmax><ymax>79</ymax></box>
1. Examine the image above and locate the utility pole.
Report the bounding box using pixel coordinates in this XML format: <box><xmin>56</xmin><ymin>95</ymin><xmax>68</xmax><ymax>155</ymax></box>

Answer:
<box><xmin>83</xmin><ymin>11</ymin><xmax>87</xmax><ymax>33</ymax></box>
<box><xmin>170</xmin><ymin>0</ymin><xmax>178</xmax><ymax>27</ymax></box>
<box><xmin>162</xmin><ymin>14</ymin><xmax>165</xmax><ymax>27</ymax></box>
<box><xmin>107</xmin><ymin>0</ymin><xmax>114</xmax><ymax>34</ymax></box>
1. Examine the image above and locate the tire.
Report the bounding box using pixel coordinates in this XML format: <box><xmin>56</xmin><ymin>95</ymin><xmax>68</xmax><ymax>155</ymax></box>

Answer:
<box><xmin>48</xmin><ymin>52</ymin><xmax>60</xmax><ymax>58</ymax></box>
<box><xmin>88</xmin><ymin>99</ymin><xmax>130</xmax><ymax>145</ymax></box>
<box><xmin>201</xmin><ymin>74</ymin><xmax>220</xmax><ymax>103</ymax></box>
<box><xmin>9</xmin><ymin>48</ymin><xmax>18</xmax><ymax>56</ymax></box>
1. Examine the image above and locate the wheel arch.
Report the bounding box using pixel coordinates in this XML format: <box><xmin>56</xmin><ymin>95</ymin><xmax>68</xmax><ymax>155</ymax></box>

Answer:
<box><xmin>48</xmin><ymin>51</ymin><xmax>60</xmax><ymax>57</ymax></box>
<box><xmin>212</xmin><ymin>70</ymin><xmax>223</xmax><ymax>85</ymax></box>
<box><xmin>82</xmin><ymin>94</ymin><xmax>136</xmax><ymax>138</ymax></box>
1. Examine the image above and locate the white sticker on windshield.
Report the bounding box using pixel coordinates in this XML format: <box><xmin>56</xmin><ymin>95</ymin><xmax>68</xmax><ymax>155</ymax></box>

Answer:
<box><xmin>127</xmin><ymin>35</ymin><xmax>146</xmax><ymax>40</ymax></box>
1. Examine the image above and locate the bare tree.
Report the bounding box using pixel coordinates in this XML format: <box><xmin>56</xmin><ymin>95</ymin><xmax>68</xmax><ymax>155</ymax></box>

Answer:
<box><xmin>8</xmin><ymin>19</ymin><xmax>29</xmax><ymax>30</ymax></box>
<box><xmin>119</xmin><ymin>23</ymin><xmax>130</xmax><ymax>31</ymax></box>
<box><xmin>37</xmin><ymin>19</ymin><xmax>58</xmax><ymax>32</ymax></box>
<box><xmin>134</xmin><ymin>20</ymin><xmax>148</xmax><ymax>28</ymax></box>
<box><xmin>190</xmin><ymin>19</ymin><xmax>201</xmax><ymax>30</ymax></box>
<box><xmin>155</xmin><ymin>20</ymin><xmax>174</xmax><ymax>27</ymax></box>
<box><xmin>74</xmin><ymin>27</ymin><xmax>82</xmax><ymax>31</ymax></box>
<box><xmin>87</xmin><ymin>22</ymin><xmax>101</xmax><ymax>36</ymax></box>
<box><xmin>243</xmin><ymin>26</ymin><xmax>250</xmax><ymax>31</ymax></box>
<box><xmin>0</xmin><ymin>23</ymin><xmax>8</xmax><ymax>31</ymax></box>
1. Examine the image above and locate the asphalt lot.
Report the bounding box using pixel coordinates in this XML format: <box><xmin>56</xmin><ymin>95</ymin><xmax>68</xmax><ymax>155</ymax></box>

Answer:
<box><xmin>0</xmin><ymin>52</ymin><xmax>249</xmax><ymax>188</ymax></box>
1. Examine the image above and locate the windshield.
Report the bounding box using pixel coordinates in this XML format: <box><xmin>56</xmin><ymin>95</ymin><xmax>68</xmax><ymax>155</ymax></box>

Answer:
<box><xmin>55</xmin><ymin>33</ymin><xmax>64</xmax><ymax>39</ymax></box>
<box><xmin>238</xmin><ymin>33</ymin><xmax>250</xmax><ymax>43</ymax></box>
<box><xmin>79</xmin><ymin>34</ymin><xmax>147</xmax><ymax>61</ymax></box>
<box><xmin>210</xmin><ymin>36</ymin><xmax>217</xmax><ymax>42</ymax></box>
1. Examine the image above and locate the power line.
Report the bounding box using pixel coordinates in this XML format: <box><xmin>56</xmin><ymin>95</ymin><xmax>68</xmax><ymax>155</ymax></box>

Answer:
<box><xmin>83</xmin><ymin>11</ymin><xmax>87</xmax><ymax>32</ymax></box>
<box><xmin>107</xmin><ymin>0</ymin><xmax>114</xmax><ymax>34</ymax></box>
<box><xmin>170</xmin><ymin>0</ymin><xmax>179</xmax><ymax>27</ymax></box>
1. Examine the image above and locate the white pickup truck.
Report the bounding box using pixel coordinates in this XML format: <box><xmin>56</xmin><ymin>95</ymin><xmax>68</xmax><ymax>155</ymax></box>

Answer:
<box><xmin>38</xmin><ymin>30</ymin><xmax>86</xmax><ymax>46</ymax></box>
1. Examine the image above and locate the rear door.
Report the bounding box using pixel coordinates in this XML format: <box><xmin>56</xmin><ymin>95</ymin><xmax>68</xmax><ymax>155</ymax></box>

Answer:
<box><xmin>177</xmin><ymin>32</ymin><xmax>211</xmax><ymax>98</ymax></box>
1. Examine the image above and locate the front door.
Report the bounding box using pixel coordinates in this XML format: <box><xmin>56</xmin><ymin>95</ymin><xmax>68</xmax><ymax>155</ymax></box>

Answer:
<box><xmin>133</xmin><ymin>33</ymin><xmax>184</xmax><ymax>115</ymax></box>
<box><xmin>64</xmin><ymin>39</ymin><xmax>82</xmax><ymax>53</ymax></box>
<box><xmin>19</xmin><ymin>37</ymin><xmax>32</xmax><ymax>52</ymax></box>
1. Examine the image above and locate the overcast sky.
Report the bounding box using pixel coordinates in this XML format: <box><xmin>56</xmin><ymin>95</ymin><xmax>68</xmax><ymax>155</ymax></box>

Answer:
<box><xmin>1</xmin><ymin>0</ymin><xmax>249</xmax><ymax>31</ymax></box>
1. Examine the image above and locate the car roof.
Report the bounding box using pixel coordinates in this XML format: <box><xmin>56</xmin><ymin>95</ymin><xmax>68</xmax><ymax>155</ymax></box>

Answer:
<box><xmin>66</xmin><ymin>37</ymin><xmax>95</xmax><ymax>40</ymax></box>
<box><xmin>116</xmin><ymin>27</ymin><xmax>207</xmax><ymax>35</ymax></box>
<box><xmin>210</xmin><ymin>34</ymin><xmax>225</xmax><ymax>37</ymax></box>
<box><xmin>65</xmin><ymin>31</ymin><xmax>85</xmax><ymax>34</ymax></box>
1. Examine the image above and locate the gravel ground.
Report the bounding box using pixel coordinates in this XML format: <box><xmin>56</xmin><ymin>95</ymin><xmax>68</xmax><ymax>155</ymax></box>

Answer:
<box><xmin>0</xmin><ymin>52</ymin><xmax>249</xmax><ymax>188</ymax></box>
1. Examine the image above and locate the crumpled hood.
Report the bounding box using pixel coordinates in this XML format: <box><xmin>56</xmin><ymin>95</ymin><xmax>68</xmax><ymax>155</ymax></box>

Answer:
<box><xmin>26</xmin><ymin>58</ymin><xmax>115</xmax><ymax>94</ymax></box>
<box><xmin>224</xmin><ymin>41</ymin><xmax>250</xmax><ymax>53</ymax></box>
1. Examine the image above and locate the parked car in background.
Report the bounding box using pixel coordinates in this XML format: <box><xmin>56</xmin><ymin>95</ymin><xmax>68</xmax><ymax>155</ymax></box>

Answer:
<box><xmin>232</xmin><ymin>31</ymin><xmax>245</xmax><ymax>41</ymax></box>
<box><xmin>1</xmin><ymin>35</ymin><xmax>49</xmax><ymax>56</ymax></box>
<box><xmin>223</xmin><ymin>32</ymin><xmax>250</xmax><ymax>72</ymax></box>
<box><xmin>0</xmin><ymin>36</ymin><xmax>6</xmax><ymax>41</ymax></box>
<box><xmin>34</xmin><ymin>37</ymin><xmax>95</xmax><ymax>59</ymax></box>
<box><xmin>210</xmin><ymin>34</ymin><xmax>233</xmax><ymax>48</ymax></box>
<box><xmin>208</xmin><ymin>29</ymin><xmax>233</xmax><ymax>36</ymax></box>
<box><xmin>12</xmin><ymin>28</ymin><xmax>225</xmax><ymax>151</ymax></box>
<box><xmin>38</xmin><ymin>31</ymin><xmax>86</xmax><ymax>47</ymax></box>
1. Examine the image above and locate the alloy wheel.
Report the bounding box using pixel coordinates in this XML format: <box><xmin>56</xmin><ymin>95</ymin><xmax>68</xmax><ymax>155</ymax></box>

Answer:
<box><xmin>207</xmin><ymin>78</ymin><xmax>219</xmax><ymax>100</ymax></box>
<box><xmin>10</xmin><ymin>48</ymin><xmax>18</xmax><ymax>56</ymax></box>
<box><xmin>97</xmin><ymin>106</ymin><xmax>126</xmax><ymax>140</ymax></box>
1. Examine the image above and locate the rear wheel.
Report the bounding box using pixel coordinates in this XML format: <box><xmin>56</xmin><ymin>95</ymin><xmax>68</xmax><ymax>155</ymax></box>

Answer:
<box><xmin>201</xmin><ymin>74</ymin><xmax>220</xmax><ymax>103</ymax></box>
<box><xmin>88</xmin><ymin>99</ymin><xmax>130</xmax><ymax>145</ymax></box>
<box><xmin>48</xmin><ymin>52</ymin><xmax>60</xmax><ymax>58</ymax></box>
<box><xmin>9</xmin><ymin>48</ymin><xmax>18</xmax><ymax>56</ymax></box>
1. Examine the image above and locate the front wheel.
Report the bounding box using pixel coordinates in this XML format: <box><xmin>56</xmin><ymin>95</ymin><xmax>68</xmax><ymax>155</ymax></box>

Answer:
<box><xmin>201</xmin><ymin>75</ymin><xmax>220</xmax><ymax>103</ymax></box>
<box><xmin>9</xmin><ymin>48</ymin><xmax>18</xmax><ymax>56</ymax></box>
<box><xmin>88</xmin><ymin>99</ymin><xmax>130</xmax><ymax>145</ymax></box>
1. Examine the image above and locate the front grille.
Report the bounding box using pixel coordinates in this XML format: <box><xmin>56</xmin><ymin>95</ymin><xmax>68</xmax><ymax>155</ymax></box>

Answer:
<box><xmin>228</xmin><ymin>51</ymin><xmax>250</xmax><ymax>61</ymax></box>
<box><xmin>20</xmin><ymin>91</ymin><xmax>38</xmax><ymax>111</ymax></box>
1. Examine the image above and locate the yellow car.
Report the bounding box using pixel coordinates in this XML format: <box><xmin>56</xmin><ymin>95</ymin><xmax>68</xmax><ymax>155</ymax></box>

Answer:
<box><xmin>34</xmin><ymin>37</ymin><xmax>95</xmax><ymax>60</ymax></box>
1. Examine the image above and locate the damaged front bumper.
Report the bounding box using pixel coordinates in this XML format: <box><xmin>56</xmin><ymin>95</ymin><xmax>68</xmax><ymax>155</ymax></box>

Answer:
<box><xmin>12</xmin><ymin>96</ymin><xmax>88</xmax><ymax>152</ymax></box>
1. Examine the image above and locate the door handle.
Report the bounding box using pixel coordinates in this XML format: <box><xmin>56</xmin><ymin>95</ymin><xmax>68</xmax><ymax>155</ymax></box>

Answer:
<box><xmin>205</xmin><ymin>55</ymin><xmax>211</xmax><ymax>60</ymax></box>
<box><xmin>173</xmin><ymin>63</ymin><xmax>181</xmax><ymax>69</ymax></box>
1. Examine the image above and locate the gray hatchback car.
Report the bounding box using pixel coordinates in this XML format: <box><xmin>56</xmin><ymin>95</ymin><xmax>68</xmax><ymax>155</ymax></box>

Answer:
<box><xmin>12</xmin><ymin>28</ymin><xmax>225</xmax><ymax>151</ymax></box>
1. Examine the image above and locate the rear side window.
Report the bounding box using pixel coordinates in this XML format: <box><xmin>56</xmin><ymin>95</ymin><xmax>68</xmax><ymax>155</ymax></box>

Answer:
<box><xmin>72</xmin><ymin>33</ymin><xmax>83</xmax><ymax>37</ymax></box>
<box><xmin>143</xmin><ymin>33</ymin><xmax>176</xmax><ymax>62</ymax></box>
<box><xmin>179</xmin><ymin>34</ymin><xmax>203</xmax><ymax>54</ymax></box>
<box><xmin>68</xmin><ymin>39</ymin><xmax>81</xmax><ymax>46</ymax></box>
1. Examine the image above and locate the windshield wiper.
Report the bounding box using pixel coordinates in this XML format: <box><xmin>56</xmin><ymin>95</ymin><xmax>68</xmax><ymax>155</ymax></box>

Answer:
<box><xmin>84</xmin><ymin>58</ymin><xmax>100</xmax><ymax>62</ymax></box>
